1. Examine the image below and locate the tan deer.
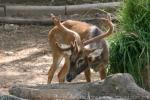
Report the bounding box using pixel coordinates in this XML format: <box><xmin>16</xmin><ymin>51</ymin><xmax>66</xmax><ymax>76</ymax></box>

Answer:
<box><xmin>48</xmin><ymin>14</ymin><xmax>113</xmax><ymax>83</ymax></box>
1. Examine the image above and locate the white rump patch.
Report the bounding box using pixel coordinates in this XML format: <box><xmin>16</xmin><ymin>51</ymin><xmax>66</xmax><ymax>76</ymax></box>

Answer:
<box><xmin>89</xmin><ymin>26</ymin><xmax>97</xmax><ymax>34</ymax></box>
<box><xmin>84</xmin><ymin>45</ymin><xmax>90</xmax><ymax>49</ymax></box>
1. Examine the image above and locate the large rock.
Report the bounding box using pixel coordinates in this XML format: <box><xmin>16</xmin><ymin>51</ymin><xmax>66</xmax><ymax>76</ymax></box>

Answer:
<box><xmin>0</xmin><ymin>95</ymin><xmax>27</xmax><ymax>100</ymax></box>
<box><xmin>9</xmin><ymin>73</ymin><xmax>150</xmax><ymax>100</ymax></box>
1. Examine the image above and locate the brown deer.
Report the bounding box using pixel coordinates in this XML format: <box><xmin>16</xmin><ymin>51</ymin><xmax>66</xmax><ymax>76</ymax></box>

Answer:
<box><xmin>48</xmin><ymin>14</ymin><xmax>113</xmax><ymax>83</ymax></box>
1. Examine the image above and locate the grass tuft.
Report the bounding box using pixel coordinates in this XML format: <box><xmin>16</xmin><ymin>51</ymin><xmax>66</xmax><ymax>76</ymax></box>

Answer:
<box><xmin>109</xmin><ymin>0</ymin><xmax>150</xmax><ymax>90</ymax></box>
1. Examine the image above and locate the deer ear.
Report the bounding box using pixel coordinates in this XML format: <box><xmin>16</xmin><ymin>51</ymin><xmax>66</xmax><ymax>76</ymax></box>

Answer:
<box><xmin>84</xmin><ymin>48</ymin><xmax>96</xmax><ymax>55</ymax></box>
<box><xmin>87</xmin><ymin>49</ymin><xmax>96</xmax><ymax>63</ymax></box>
<box><xmin>87</xmin><ymin>48</ymin><xmax>103</xmax><ymax>62</ymax></box>
<box><xmin>85</xmin><ymin>48</ymin><xmax>95</xmax><ymax>62</ymax></box>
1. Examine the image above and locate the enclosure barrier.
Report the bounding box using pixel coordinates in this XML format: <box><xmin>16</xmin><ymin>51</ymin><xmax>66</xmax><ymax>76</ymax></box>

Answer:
<box><xmin>0</xmin><ymin>2</ymin><xmax>120</xmax><ymax>25</ymax></box>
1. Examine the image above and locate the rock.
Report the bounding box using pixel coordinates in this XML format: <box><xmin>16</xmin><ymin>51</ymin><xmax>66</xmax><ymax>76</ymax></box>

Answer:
<box><xmin>9</xmin><ymin>73</ymin><xmax>150</xmax><ymax>100</ymax></box>
<box><xmin>0</xmin><ymin>95</ymin><xmax>27</xmax><ymax>100</ymax></box>
<box><xmin>4</xmin><ymin>24</ymin><xmax>19</xmax><ymax>31</ymax></box>
<box><xmin>4</xmin><ymin>51</ymin><xmax>14</xmax><ymax>56</ymax></box>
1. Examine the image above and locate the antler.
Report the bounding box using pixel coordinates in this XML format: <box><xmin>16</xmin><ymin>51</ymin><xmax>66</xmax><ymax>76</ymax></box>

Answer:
<box><xmin>51</xmin><ymin>14</ymin><xmax>82</xmax><ymax>51</ymax></box>
<box><xmin>83</xmin><ymin>16</ymin><xmax>114</xmax><ymax>46</ymax></box>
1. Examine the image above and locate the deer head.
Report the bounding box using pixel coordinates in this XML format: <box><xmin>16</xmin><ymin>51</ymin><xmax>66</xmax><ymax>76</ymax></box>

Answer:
<box><xmin>51</xmin><ymin>14</ymin><xmax>114</xmax><ymax>82</ymax></box>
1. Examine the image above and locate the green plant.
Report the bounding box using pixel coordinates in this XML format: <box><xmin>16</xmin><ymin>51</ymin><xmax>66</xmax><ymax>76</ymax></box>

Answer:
<box><xmin>109</xmin><ymin>0</ymin><xmax>150</xmax><ymax>89</ymax></box>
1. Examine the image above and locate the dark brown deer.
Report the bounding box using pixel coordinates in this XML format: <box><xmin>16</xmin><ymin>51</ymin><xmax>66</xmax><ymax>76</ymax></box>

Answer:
<box><xmin>48</xmin><ymin>14</ymin><xmax>113</xmax><ymax>83</ymax></box>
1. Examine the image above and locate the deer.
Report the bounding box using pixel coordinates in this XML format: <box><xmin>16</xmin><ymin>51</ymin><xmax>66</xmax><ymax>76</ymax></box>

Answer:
<box><xmin>48</xmin><ymin>14</ymin><xmax>113</xmax><ymax>83</ymax></box>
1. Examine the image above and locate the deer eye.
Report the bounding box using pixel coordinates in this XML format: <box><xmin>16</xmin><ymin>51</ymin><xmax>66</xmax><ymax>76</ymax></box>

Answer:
<box><xmin>78</xmin><ymin>58</ymin><xmax>84</xmax><ymax>63</ymax></box>
<box><xmin>76</xmin><ymin>58</ymin><xmax>84</xmax><ymax>68</ymax></box>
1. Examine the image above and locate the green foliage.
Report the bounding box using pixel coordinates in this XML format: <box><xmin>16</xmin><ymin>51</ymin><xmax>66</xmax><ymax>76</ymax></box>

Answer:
<box><xmin>109</xmin><ymin>0</ymin><xmax>150</xmax><ymax>89</ymax></box>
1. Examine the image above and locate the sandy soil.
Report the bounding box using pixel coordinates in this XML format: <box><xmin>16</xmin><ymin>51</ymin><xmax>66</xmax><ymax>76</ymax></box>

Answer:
<box><xmin>0</xmin><ymin>24</ymin><xmax>99</xmax><ymax>95</ymax></box>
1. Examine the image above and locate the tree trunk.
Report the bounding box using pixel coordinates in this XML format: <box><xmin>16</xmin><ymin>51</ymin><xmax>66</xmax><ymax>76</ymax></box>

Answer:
<box><xmin>0</xmin><ymin>2</ymin><xmax>120</xmax><ymax>18</ymax></box>
<box><xmin>0</xmin><ymin>95</ymin><xmax>26</xmax><ymax>100</ymax></box>
<box><xmin>9</xmin><ymin>73</ymin><xmax>150</xmax><ymax>100</ymax></box>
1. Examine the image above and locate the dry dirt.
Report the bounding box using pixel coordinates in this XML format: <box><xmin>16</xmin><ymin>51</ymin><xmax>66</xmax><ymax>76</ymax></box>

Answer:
<box><xmin>0</xmin><ymin>24</ymin><xmax>99</xmax><ymax>95</ymax></box>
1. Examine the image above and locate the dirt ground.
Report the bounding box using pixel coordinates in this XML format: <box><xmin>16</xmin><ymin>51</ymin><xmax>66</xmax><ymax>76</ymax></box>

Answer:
<box><xmin>0</xmin><ymin>24</ymin><xmax>100</xmax><ymax>95</ymax></box>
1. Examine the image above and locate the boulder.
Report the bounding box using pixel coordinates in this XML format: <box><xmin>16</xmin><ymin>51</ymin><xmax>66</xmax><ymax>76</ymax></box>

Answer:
<box><xmin>0</xmin><ymin>95</ymin><xmax>27</xmax><ymax>100</ymax></box>
<box><xmin>9</xmin><ymin>73</ymin><xmax>150</xmax><ymax>100</ymax></box>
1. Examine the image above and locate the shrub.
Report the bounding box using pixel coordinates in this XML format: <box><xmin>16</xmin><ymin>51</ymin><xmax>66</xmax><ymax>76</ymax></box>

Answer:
<box><xmin>109</xmin><ymin>0</ymin><xmax>150</xmax><ymax>90</ymax></box>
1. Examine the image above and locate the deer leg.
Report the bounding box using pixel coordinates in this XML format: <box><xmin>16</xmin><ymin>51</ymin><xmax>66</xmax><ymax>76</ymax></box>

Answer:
<box><xmin>48</xmin><ymin>64</ymin><xmax>57</xmax><ymax>83</ymax></box>
<box><xmin>99</xmin><ymin>64</ymin><xmax>106</xmax><ymax>80</ymax></box>
<box><xmin>47</xmin><ymin>55</ymin><xmax>63</xmax><ymax>84</ymax></box>
<box><xmin>58</xmin><ymin>61</ymin><xmax>69</xmax><ymax>83</ymax></box>
<box><xmin>84</xmin><ymin>68</ymin><xmax>91</xmax><ymax>82</ymax></box>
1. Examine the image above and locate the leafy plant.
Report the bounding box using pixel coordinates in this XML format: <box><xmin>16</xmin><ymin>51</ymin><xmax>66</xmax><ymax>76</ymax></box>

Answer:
<box><xmin>109</xmin><ymin>0</ymin><xmax>150</xmax><ymax>89</ymax></box>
